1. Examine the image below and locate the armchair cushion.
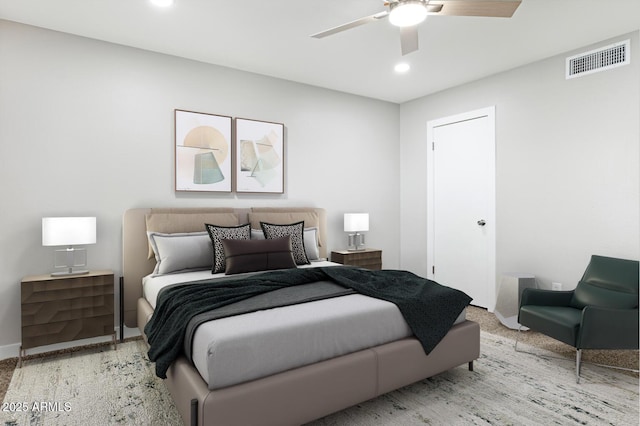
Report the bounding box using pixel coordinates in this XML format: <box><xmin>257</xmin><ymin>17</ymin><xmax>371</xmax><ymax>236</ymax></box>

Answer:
<box><xmin>519</xmin><ymin>306</ymin><xmax>582</xmax><ymax>347</ymax></box>
<box><xmin>570</xmin><ymin>255</ymin><xmax>639</xmax><ymax>310</ymax></box>
<box><xmin>570</xmin><ymin>280</ymin><xmax>638</xmax><ymax>310</ymax></box>
<box><xmin>579</xmin><ymin>255</ymin><xmax>639</xmax><ymax>292</ymax></box>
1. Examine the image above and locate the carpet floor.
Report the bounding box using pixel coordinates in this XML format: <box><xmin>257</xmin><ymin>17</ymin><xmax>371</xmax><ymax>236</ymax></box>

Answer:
<box><xmin>308</xmin><ymin>332</ymin><xmax>639</xmax><ymax>426</ymax></box>
<box><xmin>1</xmin><ymin>307</ymin><xmax>637</xmax><ymax>425</ymax></box>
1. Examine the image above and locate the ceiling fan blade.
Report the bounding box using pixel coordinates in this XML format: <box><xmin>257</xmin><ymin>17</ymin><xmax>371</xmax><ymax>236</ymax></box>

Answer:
<box><xmin>426</xmin><ymin>4</ymin><xmax>445</xmax><ymax>13</ymax></box>
<box><xmin>400</xmin><ymin>25</ymin><xmax>419</xmax><ymax>56</ymax></box>
<box><xmin>429</xmin><ymin>0</ymin><xmax>521</xmax><ymax>18</ymax></box>
<box><xmin>311</xmin><ymin>11</ymin><xmax>389</xmax><ymax>38</ymax></box>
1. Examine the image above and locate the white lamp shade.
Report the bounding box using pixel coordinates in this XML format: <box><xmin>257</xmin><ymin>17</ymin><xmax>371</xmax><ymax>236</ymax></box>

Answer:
<box><xmin>344</xmin><ymin>213</ymin><xmax>369</xmax><ymax>232</ymax></box>
<box><xmin>42</xmin><ymin>217</ymin><xmax>97</xmax><ymax>246</ymax></box>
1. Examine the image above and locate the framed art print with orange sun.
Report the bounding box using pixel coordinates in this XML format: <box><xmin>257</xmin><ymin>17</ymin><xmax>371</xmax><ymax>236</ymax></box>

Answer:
<box><xmin>175</xmin><ymin>109</ymin><xmax>232</xmax><ymax>192</ymax></box>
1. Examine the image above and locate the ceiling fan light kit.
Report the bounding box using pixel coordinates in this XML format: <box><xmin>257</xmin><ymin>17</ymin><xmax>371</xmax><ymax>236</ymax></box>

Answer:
<box><xmin>311</xmin><ymin>0</ymin><xmax>521</xmax><ymax>56</ymax></box>
<box><xmin>389</xmin><ymin>0</ymin><xmax>428</xmax><ymax>27</ymax></box>
<box><xmin>150</xmin><ymin>0</ymin><xmax>174</xmax><ymax>8</ymax></box>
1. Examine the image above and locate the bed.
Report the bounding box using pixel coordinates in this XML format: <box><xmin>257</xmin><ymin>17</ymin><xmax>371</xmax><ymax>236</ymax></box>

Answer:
<box><xmin>122</xmin><ymin>207</ymin><xmax>480</xmax><ymax>426</ymax></box>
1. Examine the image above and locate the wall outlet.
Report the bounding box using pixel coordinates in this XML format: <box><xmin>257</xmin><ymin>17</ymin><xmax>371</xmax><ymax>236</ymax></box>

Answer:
<box><xmin>551</xmin><ymin>282</ymin><xmax>562</xmax><ymax>291</ymax></box>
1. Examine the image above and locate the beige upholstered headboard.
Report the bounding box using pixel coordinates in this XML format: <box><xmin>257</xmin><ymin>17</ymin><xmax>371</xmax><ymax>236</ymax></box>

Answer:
<box><xmin>122</xmin><ymin>207</ymin><xmax>327</xmax><ymax>327</ymax></box>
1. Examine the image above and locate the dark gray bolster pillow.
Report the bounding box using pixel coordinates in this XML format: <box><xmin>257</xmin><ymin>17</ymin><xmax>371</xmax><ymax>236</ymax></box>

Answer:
<box><xmin>222</xmin><ymin>236</ymin><xmax>297</xmax><ymax>275</ymax></box>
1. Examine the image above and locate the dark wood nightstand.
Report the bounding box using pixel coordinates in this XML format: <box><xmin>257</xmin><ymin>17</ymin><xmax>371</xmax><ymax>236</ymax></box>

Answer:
<box><xmin>331</xmin><ymin>249</ymin><xmax>382</xmax><ymax>270</ymax></box>
<box><xmin>20</xmin><ymin>270</ymin><xmax>116</xmax><ymax>366</ymax></box>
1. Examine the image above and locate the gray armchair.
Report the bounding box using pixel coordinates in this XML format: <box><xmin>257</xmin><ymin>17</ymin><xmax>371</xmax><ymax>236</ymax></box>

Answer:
<box><xmin>517</xmin><ymin>255</ymin><xmax>639</xmax><ymax>382</ymax></box>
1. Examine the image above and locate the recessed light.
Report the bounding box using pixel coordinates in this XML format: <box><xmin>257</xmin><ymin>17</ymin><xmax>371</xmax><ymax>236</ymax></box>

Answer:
<box><xmin>394</xmin><ymin>63</ymin><xmax>410</xmax><ymax>73</ymax></box>
<box><xmin>150</xmin><ymin>0</ymin><xmax>174</xmax><ymax>7</ymax></box>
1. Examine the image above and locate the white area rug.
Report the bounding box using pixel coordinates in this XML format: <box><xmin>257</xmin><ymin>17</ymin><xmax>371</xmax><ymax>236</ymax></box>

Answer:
<box><xmin>1</xmin><ymin>340</ymin><xmax>181</xmax><ymax>426</ymax></box>
<box><xmin>310</xmin><ymin>332</ymin><xmax>639</xmax><ymax>425</ymax></box>
<box><xmin>2</xmin><ymin>333</ymin><xmax>638</xmax><ymax>425</ymax></box>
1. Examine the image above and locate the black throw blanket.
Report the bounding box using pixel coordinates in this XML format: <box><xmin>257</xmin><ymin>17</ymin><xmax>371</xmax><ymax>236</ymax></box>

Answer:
<box><xmin>145</xmin><ymin>266</ymin><xmax>472</xmax><ymax>379</ymax></box>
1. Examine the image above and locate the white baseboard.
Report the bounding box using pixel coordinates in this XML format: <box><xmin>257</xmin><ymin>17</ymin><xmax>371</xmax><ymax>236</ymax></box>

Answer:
<box><xmin>0</xmin><ymin>326</ymin><xmax>141</xmax><ymax>361</ymax></box>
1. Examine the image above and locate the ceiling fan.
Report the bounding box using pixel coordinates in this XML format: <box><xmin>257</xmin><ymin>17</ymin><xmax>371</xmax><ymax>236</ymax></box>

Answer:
<box><xmin>311</xmin><ymin>0</ymin><xmax>521</xmax><ymax>56</ymax></box>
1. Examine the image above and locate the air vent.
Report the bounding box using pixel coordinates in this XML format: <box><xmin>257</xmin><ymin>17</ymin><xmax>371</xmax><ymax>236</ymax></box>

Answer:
<box><xmin>566</xmin><ymin>39</ymin><xmax>630</xmax><ymax>79</ymax></box>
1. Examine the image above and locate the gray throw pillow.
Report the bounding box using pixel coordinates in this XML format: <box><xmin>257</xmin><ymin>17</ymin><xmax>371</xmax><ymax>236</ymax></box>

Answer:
<box><xmin>205</xmin><ymin>223</ymin><xmax>251</xmax><ymax>273</ymax></box>
<box><xmin>260</xmin><ymin>221</ymin><xmax>310</xmax><ymax>265</ymax></box>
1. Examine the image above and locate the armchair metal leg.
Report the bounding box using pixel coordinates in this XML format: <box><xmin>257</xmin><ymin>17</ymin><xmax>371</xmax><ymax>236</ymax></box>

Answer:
<box><xmin>516</xmin><ymin>326</ymin><xmax>584</xmax><ymax>384</ymax></box>
<box><xmin>576</xmin><ymin>349</ymin><xmax>582</xmax><ymax>384</ymax></box>
<box><xmin>514</xmin><ymin>325</ymin><xmax>523</xmax><ymax>351</ymax></box>
<box><xmin>514</xmin><ymin>327</ymin><xmax>637</xmax><ymax>384</ymax></box>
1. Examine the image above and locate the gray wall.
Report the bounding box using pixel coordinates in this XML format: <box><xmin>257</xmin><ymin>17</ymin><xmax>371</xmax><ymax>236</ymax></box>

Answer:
<box><xmin>0</xmin><ymin>20</ymin><xmax>400</xmax><ymax>352</ymax></box>
<box><xmin>400</xmin><ymin>31</ymin><xmax>639</xmax><ymax>292</ymax></box>
<box><xmin>1</xmin><ymin>19</ymin><xmax>638</xmax><ymax>355</ymax></box>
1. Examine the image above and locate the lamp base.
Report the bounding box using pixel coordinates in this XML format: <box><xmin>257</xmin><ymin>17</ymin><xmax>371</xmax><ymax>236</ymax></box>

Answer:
<box><xmin>51</xmin><ymin>247</ymin><xmax>89</xmax><ymax>277</ymax></box>
<box><xmin>347</xmin><ymin>233</ymin><xmax>366</xmax><ymax>251</ymax></box>
<box><xmin>51</xmin><ymin>269</ymin><xmax>90</xmax><ymax>277</ymax></box>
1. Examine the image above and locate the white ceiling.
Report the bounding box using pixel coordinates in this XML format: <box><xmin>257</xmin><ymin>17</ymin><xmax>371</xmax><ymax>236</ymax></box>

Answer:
<box><xmin>1</xmin><ymin>0</ymin><xmax>639</xmax><ymax>103</ymax></box>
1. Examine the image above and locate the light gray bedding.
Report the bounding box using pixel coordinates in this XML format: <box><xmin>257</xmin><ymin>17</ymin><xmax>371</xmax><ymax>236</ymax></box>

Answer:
<box><xmin>143</xmin><ymin>265</ymin><xmax>467</xmax><ymax>390</ymax></box>
<box><xmin>195</xmin><ymin>293</ymin><xmax>414</xmax><ymax>389</ymax></box>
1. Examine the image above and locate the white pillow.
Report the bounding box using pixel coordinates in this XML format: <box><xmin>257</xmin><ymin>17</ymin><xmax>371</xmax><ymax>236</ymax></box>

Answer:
<box><xmin>250</xmin><ymin>228</ymin><xmax>266</xmax><ymax>240</ymax></box>
<box><xmin>147</xmin><ymin>231</ymin><xmax>212</xmax><ymax>275</ymax></box>
<box><xmin>251</xmin><ymin>227</ymin><xmax>320</xmax><ymax>260</ymax></box>
<box><xmin>302</xmin><ymin>227</ymin><xmax>320</xmax><ymax>260</ymax></box>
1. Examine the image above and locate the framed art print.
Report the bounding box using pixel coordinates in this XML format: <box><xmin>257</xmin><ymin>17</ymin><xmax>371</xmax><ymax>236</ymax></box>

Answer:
<box><xmin>234</xmin><ymin>118</ymin><xmax>284</xmax><ymax>193</ymax></box>
<box><xmin>175</xmin><ymin>109</ymin><xmax>232</xmax><ymax>192</ymax></box>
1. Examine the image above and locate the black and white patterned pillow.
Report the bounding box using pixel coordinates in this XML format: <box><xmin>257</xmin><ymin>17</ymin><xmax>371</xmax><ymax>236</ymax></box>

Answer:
<box><xmin>260</xmin><ymin>221</ymin><xmax>310</xmax><ymax>265</ymax></box>
<box><xmin>205</xmin><ymin>223</ymin><xmax>251</xmax><ymax>273</ymax></box>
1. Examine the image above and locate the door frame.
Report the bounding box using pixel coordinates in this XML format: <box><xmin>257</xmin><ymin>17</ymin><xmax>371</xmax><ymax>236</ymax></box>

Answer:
<box><xmin>426</xmin><ymin>106</ymin><xmax>497</xmax><ymax>310</ymax></box>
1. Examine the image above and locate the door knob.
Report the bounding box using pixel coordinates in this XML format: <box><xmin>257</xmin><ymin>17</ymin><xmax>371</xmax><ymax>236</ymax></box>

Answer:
<box><xmin>477</xmin><ymin>220</ymin><xmax>486</xmax><ymax>226</ymax></box>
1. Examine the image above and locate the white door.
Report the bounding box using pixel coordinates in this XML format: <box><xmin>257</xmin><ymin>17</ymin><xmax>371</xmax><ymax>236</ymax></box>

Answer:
<box><xmin>426</xmin><ymin>107</ymin><xmax>496</xmax><ymax>310</ymax></box>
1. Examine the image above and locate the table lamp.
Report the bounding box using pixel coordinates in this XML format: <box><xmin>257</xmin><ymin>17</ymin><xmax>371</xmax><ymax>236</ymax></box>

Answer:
<box><xmin>344</xmin><ymin>213</ymin><xmax>369</xmax><ymax>251</ymax></box>
<box><xmin>42</xmin><ymin>217</ymin><xmax>96</xmax><ymax>276</ymax></box>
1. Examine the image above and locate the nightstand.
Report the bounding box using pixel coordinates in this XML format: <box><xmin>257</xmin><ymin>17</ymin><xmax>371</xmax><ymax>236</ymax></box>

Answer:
<box><xmin>331</xmin><ymin>249</ymin><xmax>382</xmax><ymax>270</ymax></box>
<box><xmin>20</xmin><ymin>270</ymin><xmax>116</xmax><ymax>366</ymax></box>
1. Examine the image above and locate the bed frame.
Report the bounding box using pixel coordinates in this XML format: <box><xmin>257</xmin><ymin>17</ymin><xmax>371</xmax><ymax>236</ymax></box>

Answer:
<box><xmin>122</xmin><ymin>207</ymin><xmax>480</xmax><ymax>426</ymax></box>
